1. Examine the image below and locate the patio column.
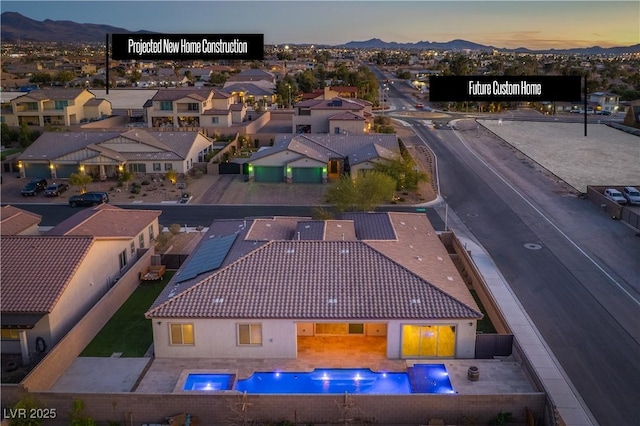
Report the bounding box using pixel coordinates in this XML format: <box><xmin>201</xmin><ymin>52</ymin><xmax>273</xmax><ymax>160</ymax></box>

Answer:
<box><xmin>19</xmin><ymin>330</ymin><xmax>29</xmax><ymax>365</ymax></box>
<box><xmin>322</xmin><ymin>166</ymin><xmax>328</xmax><ymax>184</ymax></box>
<box><xmin>49</xmin><ymin>163</ymin><xmax>57</xmax><ymax>180</ymax></box>
<box><xmin>247</xmin><ymin>163</ymin><xmax>255</xmax><ymax>181</ymax></box>
<box><xmin>285</xmin><ymin>166</ymin><xmax>292</xmax><ymax>184</ymax></box>
<box><xmin>99</xmin><ymin>165</ymin><xmax>106</xmax><ymax>181</ymax></box>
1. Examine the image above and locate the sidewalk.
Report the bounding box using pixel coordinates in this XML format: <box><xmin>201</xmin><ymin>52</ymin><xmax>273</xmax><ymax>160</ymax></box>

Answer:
<box><xmin>442</xmin><ymin>207</ymin><xmax>598</xmax><ymax>426</ymax></box>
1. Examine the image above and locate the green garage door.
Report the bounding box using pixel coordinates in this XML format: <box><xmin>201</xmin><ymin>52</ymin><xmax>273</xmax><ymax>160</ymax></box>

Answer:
<box><xmin>23</xmin><ymin>163</ymin><xmax>50</xmax><ymax>179</ymax></box>
<box><xmin>56</xmin><ymin>164</ymin><xmax>79</xmax><ymax>178</ymax></box>
<box><xmin>254</xmin><ymin>166</ymin><xmax>284</xmax><ymax>182</ymax></box>
<box><xmin>292</xmin><ymin>167</ymin><xmax>322</xmax><ymax>183</ymax></box>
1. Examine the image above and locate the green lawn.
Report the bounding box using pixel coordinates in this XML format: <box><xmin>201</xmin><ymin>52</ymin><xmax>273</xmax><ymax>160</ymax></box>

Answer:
<box><xmin>469</xmin><ymin>289</ymin><xmax>498</xmax><ymax>334</ymax></box>
<box><xmin>81</xmin><ymin>272</ymin><xmax>173</xmax><ymax>357</ymax></box>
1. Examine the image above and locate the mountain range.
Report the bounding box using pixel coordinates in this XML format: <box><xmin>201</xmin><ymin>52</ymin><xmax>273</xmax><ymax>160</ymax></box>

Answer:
<box><xmin>2</xmin><ymin>12</ymin><xmax>639</xmax><ymax>55</ymax></box>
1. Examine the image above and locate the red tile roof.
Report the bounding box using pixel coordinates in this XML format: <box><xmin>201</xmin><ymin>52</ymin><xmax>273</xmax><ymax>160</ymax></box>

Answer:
<box><xmin>1</xmin><ymin>205</ymin><xmax>42</xmax><ymax>235</ymax></box>
<box><xmin>1</xmin><ymin>236</ymin><xmax>94</xmax><ymax>313</ymax></box>
<box><xmin>47</xmin><ymin>204</ymin><xmax>160</xmax><ymax>238</ymax></box>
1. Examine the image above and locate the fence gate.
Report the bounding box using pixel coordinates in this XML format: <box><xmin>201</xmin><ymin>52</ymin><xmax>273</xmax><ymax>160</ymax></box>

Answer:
<box><xmin>475</xmin><ymin>334</ymin><xmax>513</xmax><ymax>359</ymax></box>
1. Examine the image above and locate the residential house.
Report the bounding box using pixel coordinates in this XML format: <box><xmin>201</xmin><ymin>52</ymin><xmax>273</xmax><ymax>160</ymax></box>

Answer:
<box><xmin>1</xmin><ymin>205</ymin><xmax>160</xmax><ymax>363</ymax></box>
<box><xmin>245</xmin><ymin>133</ymin><xmax>399</xmax><ymax>183</ymax></box>
<box><xmin>222</xmin><ymin>83</ymin><xmax>277</xmax><ymax>107</ymax></box>
<box><xmin>225</xmin><ymin>68</ymin><xmax>277</xmax><ymax>88</ymax></box>
<box><xmin>145</xmin><ymin>88</ymin><xmax>242</xmax><ymax>129</ymax></box>
<box><xmin>292</xmin><ymin>94</ymin><xmax>373</xmax><ymax>134</ymax></box>
<box><xmin>588</xmin><ymin>91</ymin><xmax>620</xmax><ymax>113</ymax></box>
<box><xmin>0</xmin><ymin>205</ymin><xmax>42</xmax><ymax>236</ymax></box>
<box><xmin>145</xmin><ymin>212</ymin><xmax>482</xmax><ymax>359</ymax></box>
<box><xmin>17</xmin><ymin>129</ymin><xmax>215</xmax><ymax>179</ymax></box>
<box><xmin>5</xmin><ymin>88</ymin><xmax>112</xmax><ymax>127</ymax></box>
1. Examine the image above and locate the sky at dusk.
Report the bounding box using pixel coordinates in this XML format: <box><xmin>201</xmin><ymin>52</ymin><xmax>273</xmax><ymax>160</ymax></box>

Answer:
<box><xmin>1</xmin><ymin>1</ymin><xmax>638</xmax><ymax>49</ymax></box>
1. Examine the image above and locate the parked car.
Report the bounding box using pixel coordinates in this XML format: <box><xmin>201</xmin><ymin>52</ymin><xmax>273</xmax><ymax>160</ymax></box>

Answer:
<box><xmin>44</xmin><ymin>182</ymin><xmax>69</xmax><ymax>197</ymax></box>
<box><xmin>622</xmin><ymin>186</ymin><xmax>640</xmax><ymax>205</ymax></box>
<box><xmin>21</xmin><ymin>177</ymin><xmax>47</xmax><ymax>196</ymax></box>
<box><xmin>595</xmin><ymin>110</ymin><xmax>612</xmax><ymax>116</ymax></box>
<box><xmin>415</xmin><ymin>103</ymin><xmax>424</xmax><ymax>109</ymax></box>
<box><xmin>604</xmin><ymin>188</ymin><xmax>627</xmax><ymax>204</ymax></box>
<box><xmin>68</xmin><ymin>191</ymin><xmax>109</xmax><ymax>207</ymax></box>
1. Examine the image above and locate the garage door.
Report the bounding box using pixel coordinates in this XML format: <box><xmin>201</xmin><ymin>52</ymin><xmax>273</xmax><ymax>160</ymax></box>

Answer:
<box><xmin>254</xmin><ymin>166</ymin><xmax>284</xmax><ymax>182</ymax></box>
<box><xmin>55</xmin><ymin>164</ymin><xmax>79</xmax><ymax>178</ymax></box>
<box><xmin>292</xmin><ymin>167</ymin><xmax>322</xmax><ymax>183</ymax></box>
<box><xmin>23</xmin><ymin>163</ymin><xmax>50</xmax><ymax>179</ymax></box>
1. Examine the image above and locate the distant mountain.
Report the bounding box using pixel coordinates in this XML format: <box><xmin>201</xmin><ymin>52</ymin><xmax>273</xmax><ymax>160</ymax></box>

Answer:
<box><xmin>0</xmin><ymin>12</ymin><xmax>147</xmax><ymax>43</ymax></box>
<box><xmin>341</xmin><ymin>37</ymin><xmax>640</xmax><ymax>54</ymax></box>
<box><xmin>341</xmin><ymin>38</ymin><xmax>496</xmax><ymax>51</ymax></box>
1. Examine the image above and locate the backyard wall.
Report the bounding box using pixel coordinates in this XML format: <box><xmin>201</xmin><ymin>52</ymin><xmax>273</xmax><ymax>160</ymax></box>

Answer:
<box><xmin>18</xmin><ymin>249</ymin><xmax>155</xmax><ymax>392</ymax></box>
<box><xmin>0</xmin><ymin>391</ymin><xmax>546</xmax><ymax>426</ymax></box>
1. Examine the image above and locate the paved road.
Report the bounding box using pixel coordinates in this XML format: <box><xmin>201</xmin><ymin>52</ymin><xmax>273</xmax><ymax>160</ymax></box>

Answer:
<box><xmin>9</xmin><ymin>203</ymin><xmax>445</xmax><ymax>230</ymax></box>
<box><xmin>403</xmin><ymin>116</ymin><xmax>639</xmax><ymax>426</ymax></box>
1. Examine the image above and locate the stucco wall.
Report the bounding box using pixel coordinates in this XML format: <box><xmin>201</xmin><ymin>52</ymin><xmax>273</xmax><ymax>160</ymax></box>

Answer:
<box><xmin>152</xmin><ymin>319</ymin><xmax>297</xmax><ymax>358</ymax></box>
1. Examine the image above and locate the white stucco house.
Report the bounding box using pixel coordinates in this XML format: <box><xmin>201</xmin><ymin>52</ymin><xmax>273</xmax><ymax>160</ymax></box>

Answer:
<box><xmin>17</xmin><ymin>129</ymin><xmax>215</xmax><ymax>179</ymax></box>
<box><xmin>146</xmin><ymin>212</ymin><xmax>483</xmax><ymax>360</ymax></box>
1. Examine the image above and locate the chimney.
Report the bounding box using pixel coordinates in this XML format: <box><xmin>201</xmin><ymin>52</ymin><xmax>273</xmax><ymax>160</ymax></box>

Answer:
<box><xmin>324</xmin><ymin>86</ymin><xmax>331</xmax><ymax>100</ymax></box>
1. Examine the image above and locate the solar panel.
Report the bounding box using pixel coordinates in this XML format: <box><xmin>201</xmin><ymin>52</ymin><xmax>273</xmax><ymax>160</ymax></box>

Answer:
<box><xmin>176</xmin><ymin>233</ymin><xmax>238</xmax><ymax>283</ymax></box>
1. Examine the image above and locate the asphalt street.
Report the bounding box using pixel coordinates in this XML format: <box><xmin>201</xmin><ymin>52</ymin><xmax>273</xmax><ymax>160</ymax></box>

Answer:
<box><xmin>403</xmin><ymin>115</ymin><xmax>639</xmax><ymax>426</ymax></box>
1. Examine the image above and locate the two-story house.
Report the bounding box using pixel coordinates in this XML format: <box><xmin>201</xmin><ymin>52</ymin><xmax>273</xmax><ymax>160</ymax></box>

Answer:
<box><xmin>292</xmin><ymin>94</ymin><xmax>373</xmax><ymax>134</ymax></box>
<box><xmin>5</xmin><ymin>88</ymin><xmax>112</xmax><ymax>127</ymax></box>
<box><xmin>145</xmin><ymin>88</ymin><xmax>244</xmax><ymax>129</ymax></box>
<box><xmin>588</xmin><ymin>91</ymin><xmax>620</xmax><ymax>113</ymax></box>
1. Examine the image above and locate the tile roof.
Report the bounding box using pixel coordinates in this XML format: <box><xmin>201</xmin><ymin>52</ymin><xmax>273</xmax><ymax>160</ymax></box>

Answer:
<box><xmin>223</xmin><ymin>83</ymin><xmax>274</xmax><ymax>97</ymax></box>
<box><xmin>147</xmin><ymin>240</ymin><xmax>481</xmax><ymax>320</ymax></box>
<box><xmin>150</xmin><ymin>89</ymin><xmax>213</xmax><ymax>102</ymax></box>
<box><xmin>16</xmin><ymin>88</ymin><xmax>86</xmax><ymax>101</ymax></box>
<box><xmin>146</xmin><ymin>213</ymin><xmax>482</xmax><ymax>321</ymax></box>
<box><xmin>1</xmin><ymin>205</ymin><xmax>42</xmax><ymax>235</ymax></box>
<box><xmin>349</xmin><ymin>143</ymin><xmax>397</xmax><ymax>166</ymax></box>
<box><xmin>329</xmin><ymin>111</ymin><xmax>366</xmax><ymax>121</ymax></box>
<box><xmin>246</xmin><ymin>134</ymin><xmax>399</xmax><ymax>165</ymax></box>
<box><xmin>1</xmin><ymin>235</ymin><xmax>95</xmax><ymax>313</ymax></box>
<box><xmin>19</xmin><ymin>130</ymin><xmax>211</xmax><ymax>164</ymax></box>
<box><xmin>47</xmin><ymin>204</ymin><xmax>160</xmax><ymax>238</ymax></box>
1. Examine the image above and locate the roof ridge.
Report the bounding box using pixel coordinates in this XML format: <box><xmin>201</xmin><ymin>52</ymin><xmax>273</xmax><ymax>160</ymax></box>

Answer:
<box><xmin>363</xmin><ymin>240</ymin><xmax>483</xmax><ymax>318</ymax></box>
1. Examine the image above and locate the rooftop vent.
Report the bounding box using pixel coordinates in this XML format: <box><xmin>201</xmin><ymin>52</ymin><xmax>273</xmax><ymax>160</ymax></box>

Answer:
<box><xmin>327</xmin><ymin>298</ymin><xmax>338</xmax><ymax>304</ymax></box>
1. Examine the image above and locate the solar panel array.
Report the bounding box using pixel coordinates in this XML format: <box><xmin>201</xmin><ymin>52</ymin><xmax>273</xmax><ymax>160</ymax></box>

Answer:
<box><xmin>176</xmin><ymin>233</ymin><xmax>238</xmax><ymax>283</ymax></box>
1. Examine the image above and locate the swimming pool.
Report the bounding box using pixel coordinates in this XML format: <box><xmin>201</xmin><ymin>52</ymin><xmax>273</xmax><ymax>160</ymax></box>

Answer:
<box><xmin>236</xmin><ymin>368</ymin><xmax>411</xmax><ymax>394</ymax></box>
<box><xmin>182</xmin><ymin>373</ymin><xmax>234</xmax><ymax>391</ymax></box>
<box><xmin>180</xmin><ymin>365</ymin><xmax>454</xmax><ymax>394</ymax></box>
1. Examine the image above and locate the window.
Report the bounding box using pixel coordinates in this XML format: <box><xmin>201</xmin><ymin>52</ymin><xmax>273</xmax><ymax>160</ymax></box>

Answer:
<box><xmin>1</xmin><ymin>329</ymin><xmax>19</xmax><ymax>340</ymax></box>
<box><xmin>211</xmin><ymin>117</ymin><xmax>219</xmax><ymax>124</ymax></box>
<box><xmin>148</xmin><ymin>224</ymin><xmax>155</xmax><ymax>241</ymax></box>
<box><xmin>237</xmin><ymin>323</ymin><xmax>262</xmax><ymax>345</ymax></box>
<box><xmin>164</xmin><ymin>163</ymin><xmax>173</xmax><ymax>171</ymax></box>
<box><xmin>129</xmin><ymin>163</ymin><xmax>147</xmax><ymax>173</ymax></box>
<box><xmin>401</xmin><ymin>324</ymin><xmax>456</xmax><ymax>357</ymax></box>
<box><xmin>130</xmin><ymin>241</ymin><xmax>135</xmax><ymax>257</ymax></box>
<box><xmin>24</xmin><ymin>102</ymin><xmax>38</xmax><ymax>111</ymax></box>
<box><xmin>334</xmin><ymin>127</ymin><xmax>340</xmax><ymax>134</ymax></box>
<box><xmin>170</xmin><ymin>323</ymin><xmax>194</xmax><ymax>345</ymax></box>
<box><xmin>43</xmin><ymin>116</ymin><xmax>52</xmax><ymax>124</ymax></box>
<box><xmin>153</xmin><ymin>163</ymin><xmax>161</xmax><ymax>171</ymax></box>
<box><xmin>54</xmin><ymin>100</ymin><xmax>68</xmax><ymax>110</ymax></box>
<box><xmin>139</xmin><ymin>233</ymin><xmax>145</xmax><ymax>249</ymax></box>
<box><xmin>160</xmin><ymin>101</ymin><xmax>173</xmax><ymax>111</ymax></box>
<box><xmin>118</xmin><ymin>250</ymin><xmax>127</xmax><ymax>270</ymax></box>
<box><xmin>187</xmin><ymin>103</ymin><xmax>199</xmax><ymax>111</ymax></box>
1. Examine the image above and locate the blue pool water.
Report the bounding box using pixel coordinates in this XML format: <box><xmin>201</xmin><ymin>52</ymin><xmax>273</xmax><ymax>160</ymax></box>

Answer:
<box><xmin>182</xmin><ymin>374</ymin><xmax>234</xmax><ymax>391</ymax></box>
<box><xmin>182</xmin><ymin>365</ymin><xmax>454</xmax><ymax>394</ymax></box>
<box><xmin>236</xmin><ymin>368</ymin><xmax>410</xmax><ymax>394</ymax></box>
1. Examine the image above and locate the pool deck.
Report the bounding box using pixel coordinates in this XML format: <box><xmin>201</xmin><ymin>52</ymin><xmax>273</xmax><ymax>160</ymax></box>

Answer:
<box><xmin>134</xmin><ymin>356</ymin><xmax>535</xmax><ymax>395</ymax></box>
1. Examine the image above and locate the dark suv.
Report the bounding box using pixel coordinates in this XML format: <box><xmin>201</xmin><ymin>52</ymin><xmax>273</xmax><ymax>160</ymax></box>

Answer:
<box><xmin>68</xmin><ymin>191</ymin><xmax>109</xmax><ymax>207</ymax></box>
<box><xmin>21</xmin><ymin>177</ymin><xmax>48</xmax><ymax>196</ymax></box>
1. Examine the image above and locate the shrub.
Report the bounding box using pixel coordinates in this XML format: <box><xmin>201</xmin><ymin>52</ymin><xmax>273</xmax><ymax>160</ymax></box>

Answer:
<box><xmin>141</xmin><ymin>180</ymin><xmax>151</xmax><ymax>185</ymax></box>
<box><xmin>192</xmin><ymin>170</ymin><xmax>204</xmax><ymax>179</ymax></box>
<box><xmin>169</xmin><ymin>223</ymin><xmax>182</xmax><ymax>235</ymax></box>
<box><xmin>130</xmin><ymin>186</ymin><xmax>140</xmax><ymax>194</ymax></box>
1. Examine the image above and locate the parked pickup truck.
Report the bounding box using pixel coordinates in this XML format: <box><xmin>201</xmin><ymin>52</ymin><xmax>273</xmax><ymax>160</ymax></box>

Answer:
<box><xmin>140</xmin><ymin>265</ymin><xmax>166</xmax><ymax>281</ymax></box>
